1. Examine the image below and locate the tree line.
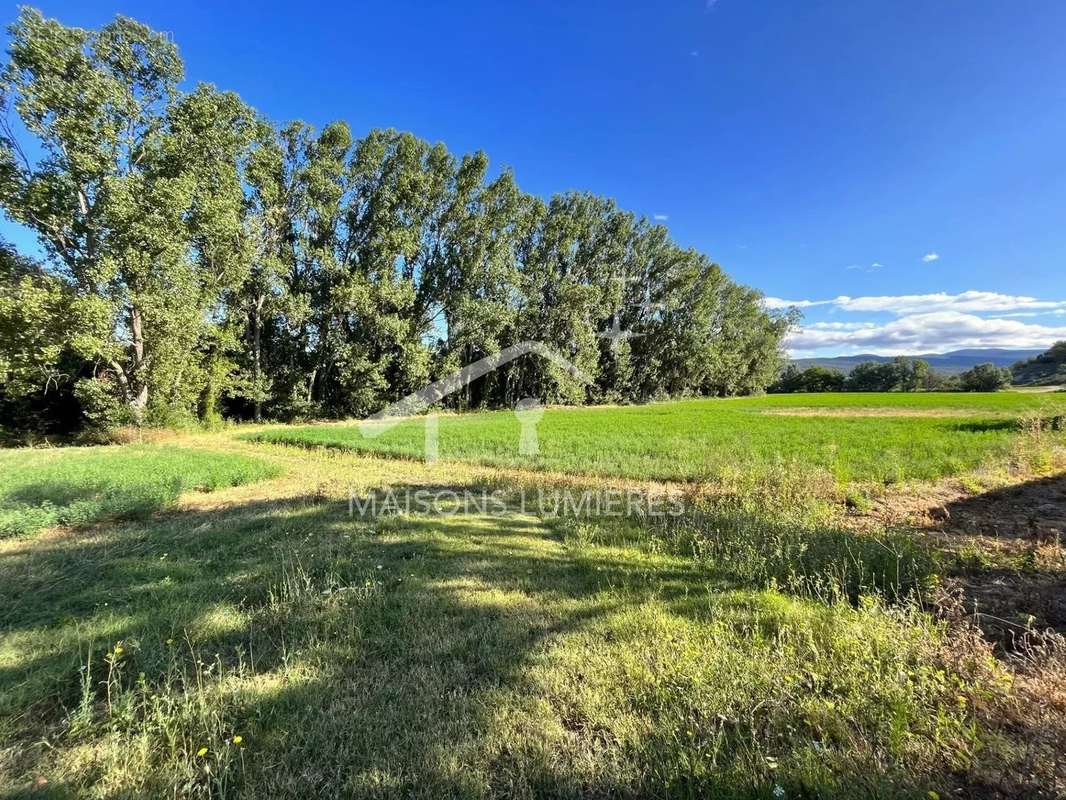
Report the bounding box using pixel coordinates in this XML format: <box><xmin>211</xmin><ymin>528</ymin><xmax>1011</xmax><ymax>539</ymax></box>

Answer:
<box><xmin>0</xmin><ymin>8</ymin><xmax>791</xmax><ymax>439</ymax></box>
<box><xmin>770</xmin><ymin>358</ymin><xmax>1013</xmax><ymax>394</ymax></box>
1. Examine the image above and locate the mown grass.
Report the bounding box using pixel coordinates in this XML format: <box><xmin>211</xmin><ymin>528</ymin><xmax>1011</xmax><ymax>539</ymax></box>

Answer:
<box><xmin>0</xmin><ymin>437</ymin><xmax>1048</xmax><ymax>798</ymax></box>
<box><xmin>0</xmin><ymin>445</ymin><xmax>280</xmax><ymax>537</ymax></box>
<box><xmin>248</xmin><ymin>392</ymin><xmax>1066</xmax><ymax>485</ymax></box>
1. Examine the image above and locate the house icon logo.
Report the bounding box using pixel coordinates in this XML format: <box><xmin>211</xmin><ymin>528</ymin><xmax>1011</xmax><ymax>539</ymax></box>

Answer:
<box><xmin>360</xmin><ymin>340</ymin><xmax>591</xmax><ymax>462</ymax></box>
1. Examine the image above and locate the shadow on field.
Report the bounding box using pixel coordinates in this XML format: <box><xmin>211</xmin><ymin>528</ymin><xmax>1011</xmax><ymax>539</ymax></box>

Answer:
<box><xmin>948</xmin><ymin>419</ymin><xmax>1018</xmax><ymax>433</ymax></box>
<box><xmin>943</xmin><ymin>473</ymin><xmax>1066</xmax><ymax>541</ymax></box>
<box><xmin>939</xmin><ymin>473</ymin><xmax>1066</xmax><ymax>640</ymax></box>
<box><xmin>0</xmin><ymin>485</ymin><xmax>937</xmax><ymax>797</ymax></box>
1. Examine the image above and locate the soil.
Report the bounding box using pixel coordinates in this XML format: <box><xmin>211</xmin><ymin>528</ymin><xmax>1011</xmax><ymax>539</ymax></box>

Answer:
<box><xmin>848</xmin><ymin>473</ymin><xmax>1066</xmax><ymax>641</ymax></box>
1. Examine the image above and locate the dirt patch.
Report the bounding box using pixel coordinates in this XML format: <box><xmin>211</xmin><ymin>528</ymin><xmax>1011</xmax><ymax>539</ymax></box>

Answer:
<box><xmin>848</xmin><ymin>473</ymin><xmax>1066</xmax><ymax>638</ymax></box>
<box><xmin>954</xmin><ymin>571</ymin><xmax>1066</xmax><ymax>642</ymax></box>
<box><xmin>943</xmin><ymin>475</ymin><xmax>1066</xmax><ymax>540</ymax></box>
<box><xmin>849</xmin><ymin>474</ymin><xmax>1066</xmax><ymax>540</ymax></box>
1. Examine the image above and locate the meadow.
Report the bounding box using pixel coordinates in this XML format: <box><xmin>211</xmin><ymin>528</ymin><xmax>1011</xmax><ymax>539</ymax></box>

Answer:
<box><xmin>249</xmin><ymin>391</ymin><xmax>1066</xmax><ymax>485</ymax></box>
<box><xmin>0</xmin><ymin>446</ymin><xmax>280</xmax><ymax>537</ymax></box>
<box><xmin>1</xmin><ymin>393</ymin><xmax>1064</xmax><ymax>798</ymax></box>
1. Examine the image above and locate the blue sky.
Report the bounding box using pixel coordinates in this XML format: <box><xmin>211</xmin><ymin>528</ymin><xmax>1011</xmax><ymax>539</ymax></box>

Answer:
<box><xmin>3</xmin><ymin>0</ymin><xmax>1065</xmax><ymax>356</ymax></box>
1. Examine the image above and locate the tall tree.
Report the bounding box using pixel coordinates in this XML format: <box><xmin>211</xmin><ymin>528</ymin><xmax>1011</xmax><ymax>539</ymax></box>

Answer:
<box><xmin>0</xmin><ymin>9</ymin><xmax>255</xmax><ymax>422</ymax></box>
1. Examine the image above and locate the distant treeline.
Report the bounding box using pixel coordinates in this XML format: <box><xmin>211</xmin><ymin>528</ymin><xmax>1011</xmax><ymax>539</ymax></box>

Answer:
<box><xmin>770</xmin><ymin>357</ymin><xmax>1013</xmax><ymax>394</ymax></box>
<box><xmin>0</xmin><ymin>9</ymin><xmax>791</xmax><ymax>440</ymax></box>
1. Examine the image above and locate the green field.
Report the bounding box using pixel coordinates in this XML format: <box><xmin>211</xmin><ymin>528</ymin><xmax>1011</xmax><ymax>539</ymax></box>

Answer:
<box><xmin>2</xmin><ymin>395</ymin><xmax>1064</xmax><ymax>797</ymax></box>
<box><xmin>249</xmin><ymin>392</ymin><xmax>1066</xmax><ymax>485</ymax></box>
<box><xmin>0</xmin><ymin>445</ymin><xmax>280</xmax><ymax>537</ymax></box>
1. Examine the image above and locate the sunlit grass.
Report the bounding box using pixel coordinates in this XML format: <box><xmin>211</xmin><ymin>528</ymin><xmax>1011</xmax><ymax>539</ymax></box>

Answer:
<box><xmin>0</xmin><ymin>419</ymin><xmax>1058</xmax><ymax>796</ymax></box>
<box><xmin>248</xmin><ymin>392</ymin><xmax>1066</xmax><ymax>484</ymax></box>
<box><xmin>0</xmin><ymin>460</ymin><xmax>1002</xmax><ymax>797</ymax></box>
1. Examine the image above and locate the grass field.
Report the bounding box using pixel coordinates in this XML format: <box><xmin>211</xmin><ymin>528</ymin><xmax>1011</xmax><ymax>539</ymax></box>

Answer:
<box><xmin>0</xmin><ymin>446</ymin><xmax>280</xmax><ymax>537</ymax></box>
<box><xmin>2</xmin><ymin>394</ymin><xmax>1065</xmax><ymax>797</ymax></box>
<box><xmin>248</xmin><ymin>392</ymin><xmax>1066</xmax><ymax>485</ymax></box>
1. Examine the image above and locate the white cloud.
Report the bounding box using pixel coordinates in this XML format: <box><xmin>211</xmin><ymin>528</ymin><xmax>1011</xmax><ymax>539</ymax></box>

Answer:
<box><xmin>922</xmin><ymin>251</ymin><xmax>940</xmax><ymax>263</ymax></box>
<box><xmin>653</xmin><ymin>213</ymin><xmax>669</xmax><ymax>221</ymax></box>
<box><xmin>804</xmin><ymin>321</ymin><xmax>878</xmax><ymax>331</ymax></box>
<box><xmin>763</xmin><ymin>297</ymin><xmax>826</xmax><ymax>310</ymax></box>
<box><xmin>763</xmin><ymin>290</ymin><xmax>1066</xmax><ymax>316</ymax></box>
<box><xmin>788</xmin><ymin>312</ymin><xmax>1066</xmax><ymax>356</ymax></box>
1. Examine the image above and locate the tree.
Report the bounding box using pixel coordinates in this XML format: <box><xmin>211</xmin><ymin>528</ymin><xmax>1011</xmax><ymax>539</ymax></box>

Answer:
<box><xmin>0</xmin><ymin>9</ymin><xmax>256</xmax><ymax>422</ymax></box>
<box><xmin>769</xmin><ymin>365</ymin><xmax>846</xmax><ymax>393</ymax></box>
<box><xmin>959</xmin><ymin>363</ymin><xmax>1012</xmax><ymax>392</ymax></box>
<box><xmin>0</xmin><ymin>8</ymin><xmax>796</xmax><ymax>435</ymax></box>
<box><xmin>922</xmin><ymin>369</ymin><xmax>960</xmax><ymax>391</ymax></box>
<box><xmin>0</xmin><ymin>238</ymin><xmax>87</xmax><ymax>438</ymax></box>
<box><xmin>0</xmin><ymin>238</ymin><xmax>68</xmax><ymax>397</ymax></box>
<box><xmin>845</xmin><ymin>358</ymin><xmax>928</xmax><ymax>392</ymax></box>
<box><xmin>846</xmin><ymin>361</ymin><xmax>897</xmax><ymax>391</ymax></box>
<box><xmin>1012</xmin><ymin>341</ymin><xmax>1066</xmax><ymax>387</ymax></box>
<box><xmin>897</xmin><ymin>357</ymin><xmax>929</xmax><ymax>392</ymax></box>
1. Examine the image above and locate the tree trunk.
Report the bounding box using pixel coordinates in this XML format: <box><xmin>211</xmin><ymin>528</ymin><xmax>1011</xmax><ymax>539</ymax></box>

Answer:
<box><xmin>128</xmin><ymin>305</ymin><xmax>149</xmax><ymax>423</ymax></box>
<box><xmin>252</xmin><ymin>294</ymin><xmax>264</xmax><ymax>422</ymax></box>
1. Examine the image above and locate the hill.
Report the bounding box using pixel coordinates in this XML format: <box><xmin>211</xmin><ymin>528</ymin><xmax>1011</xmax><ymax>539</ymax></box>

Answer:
<box><xmin>1012</xmin><ymin>341</ymin><xmax>1066</xmax><ymax>386</ymax></box>
<box><xmin>792</xmin><ymin>348</ymin><xmax>1044</xmax><ymax>375</ymax></box>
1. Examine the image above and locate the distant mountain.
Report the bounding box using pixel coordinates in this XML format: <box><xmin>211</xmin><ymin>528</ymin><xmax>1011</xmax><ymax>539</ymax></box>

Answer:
<box><xmin>791</xmin><ymin>348</ymin><xmax>1044</xmax><ymax>375</ymax></box>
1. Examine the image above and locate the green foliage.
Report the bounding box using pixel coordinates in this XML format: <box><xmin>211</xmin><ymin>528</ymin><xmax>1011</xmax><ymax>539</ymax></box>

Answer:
<box><xmin>958</xmin><ymin>363</ymin><xmax>1012</xmax><ymax>392</ymax></box>
<box><xmin>0</xmin><ymin>8</ymin><xmax>792</xmax><ymax>437</ymax></box>
<box><xmin>1011</xmin><ymin>340</ymin><xmax>1066</xmax><ymax>386</ymax></box>
<box><xmin>772</xmin><ymin>359</ymin><xmax>941</xmax><ymax>394</ymax></box>
<box><xmin>0</xmin><ymin>445</ymin><xmax>279</xmax><ymax>536</ymax></box>
<box><xmin>770</xmin><ymin>365</ymin><xmax>847</xmax><ymax>393</ymax></box>
<box><xmin>72</xmin><ymin>376</ymin><xmax>133</xmax><ymax>433</ymax></box>
<box><xmin>0</xmin><ymin>8</ymin><xmax>257</xmax><ymax>427</ymax></box>
<box><xmin>846</xmin><ymin>357</ymin><xmax>930</xmax><ymax>392</ymax></box>
<box><xmin>0</xmin><ymin>238</ymin><xmax>88</xmax><ymax>439</ymax></box>
<box><xmin>0</xmin><ymin>240</ymin><xmax>69</xmax><ymax>396</ymax></box>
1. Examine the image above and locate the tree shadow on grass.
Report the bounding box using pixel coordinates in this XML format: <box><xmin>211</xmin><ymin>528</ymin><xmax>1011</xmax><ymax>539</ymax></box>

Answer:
<box><xmin>1</xmin><ymin>485</ymin><xmax>948</xmax><ymax>798</ymax></box>
<box><xmin>943</xmin><ymin>474</ymin><xmax>1066</xmax><ymax>541</ymax></box>
<box><xmin>939</xmin><ymin>473</ymin><xmax>1066</xmax><ymax>640</ymax></box>
<box><xmin>1</xmin><ymin>488</ymin><xmax>717</xmax><ymax>786</ymax></box>
<box><xmin>949</xmin><ymin>420</ymin><xmax>1019</xmax><ymax>433</ymax></box>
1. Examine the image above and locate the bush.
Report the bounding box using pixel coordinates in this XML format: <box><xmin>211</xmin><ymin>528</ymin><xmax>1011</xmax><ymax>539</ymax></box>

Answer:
<box><xmin>74</xmin><ymin>377</ymin><xmax>133</xmax><ymax>432</ymax></box>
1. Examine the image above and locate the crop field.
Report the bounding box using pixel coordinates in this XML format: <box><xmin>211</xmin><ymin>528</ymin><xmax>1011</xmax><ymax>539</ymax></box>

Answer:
<box><xmin>2</xmin><ymin>393</ymin><xmax>1065</xmax><ymax>798</ymax></box>
<box><xmin>250</xmin><ymin>391</ymin><xmax>1066</xmax><ymax>485</ymax></box>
